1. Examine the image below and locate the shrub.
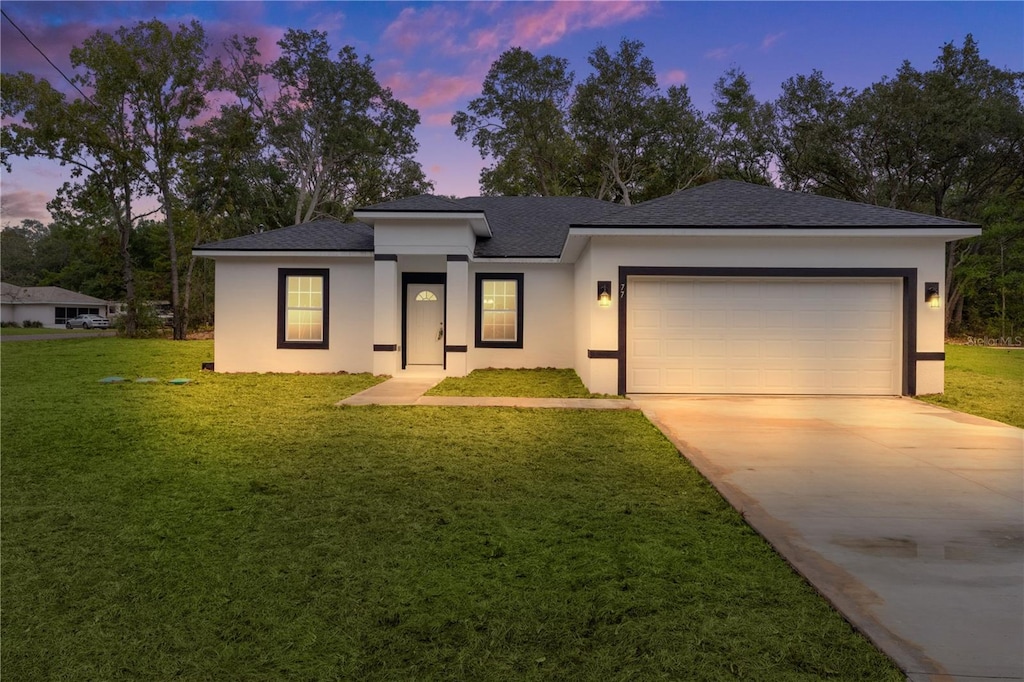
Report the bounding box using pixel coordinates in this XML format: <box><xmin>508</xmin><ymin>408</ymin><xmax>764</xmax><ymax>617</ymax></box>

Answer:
<box><xmin>0</xmin><ymin>321</ymin><xmax>21</xmax><ymax>328</ymax></box>
<box><xmin>22</xmin><ymin>320</ymin><xmax>43</xmax><ymax>328</ymax></box>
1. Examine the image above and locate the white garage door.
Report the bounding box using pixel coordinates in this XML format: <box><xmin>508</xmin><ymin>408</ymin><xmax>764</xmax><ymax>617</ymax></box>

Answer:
<box><xmin>627</xmin><ymin>278</ymin><xmax>901</xmax><ymax>395</ymax></box>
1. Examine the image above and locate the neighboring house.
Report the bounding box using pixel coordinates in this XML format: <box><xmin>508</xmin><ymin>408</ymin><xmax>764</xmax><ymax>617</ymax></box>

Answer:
<box><xmin>193</xmin><ymin>180</ymin><xmax>980</xmax><ymax>396</ymax></box>
<box><xmin>0</xmin><ymin>282</ymin><xmax>112</xmax><ymax>328</ymax></box>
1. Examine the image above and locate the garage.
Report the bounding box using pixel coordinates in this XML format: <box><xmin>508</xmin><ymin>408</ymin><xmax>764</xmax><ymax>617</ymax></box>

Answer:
<box><xmin>626</xmin><ymin>277</ymin><xmax>902</xmax><ymax>395</ymax></box>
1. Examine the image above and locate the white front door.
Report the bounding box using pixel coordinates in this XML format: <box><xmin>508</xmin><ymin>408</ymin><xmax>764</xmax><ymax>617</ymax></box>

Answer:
<box><xmin>406</xmin><ymin>283</ymin><xmax>444</xmax><ymax>365</ymax></box>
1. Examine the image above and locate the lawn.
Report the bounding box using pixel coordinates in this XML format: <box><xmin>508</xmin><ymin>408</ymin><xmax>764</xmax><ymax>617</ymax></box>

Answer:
<box><xmin>427</xmin><ymin>367</ymin><xmax>618</xmax><ymax>398</ymax></box>
<box><xmin>918</xmin><ymin>344</ymin><xmax>1024</xmax><ymax>428</ymax></box>
<box><xmin>1</xmin><ymin>338</ymin><xmax>901</xmax><ymax>681</ymax></box>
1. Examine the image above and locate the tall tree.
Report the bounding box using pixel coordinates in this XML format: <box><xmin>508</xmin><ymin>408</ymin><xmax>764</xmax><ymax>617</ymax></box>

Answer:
<box><xmin>452</xmin><ymin>47</ymin><xmax>576</xmax><ymax>196</ymax></box>
<box><xmin>264</xmin><ymin>29</ymin><xmax>431</xmax><ymax>223</ymax></box>
<box><xmin>70</xmin><ymin>20</ymin><xmax>216</xmax><ymax>339</ymax></box>
<box><xmin>570</xmin><ymin>39</ymin><xmax>662</xmax><ymax>205</ymax></box>
<box><xmin>641</xmin><ymin>84</ymin><xmax>714</xmax><ymax>200</ymax></box>
<box><xmin>1</xmin><ymin>71</ymin><xmax>147</xmax><ymax>335</ymax></box>
<box><xmin>709</xmin><ymin>67</ymin><xmax>775</xmax><ymax>185</ymax></box>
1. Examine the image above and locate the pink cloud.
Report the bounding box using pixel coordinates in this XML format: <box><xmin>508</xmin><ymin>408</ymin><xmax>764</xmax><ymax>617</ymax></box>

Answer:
<box><xmin>704</xmin><ymin>43</ymin><xmax>744</xmax><ymax>60</ymax></box>
<box><xmin>425</xmin><ymin>112</ymin><xmax>455</xmax><ymax>127</ymax></box>
<box><xmin>662</xmin><ymin>69</ymin><xmax>688</xmax><ymax>85</ymax></box>
<box><xmin>381</xmin><ymin>1</ymin><xmax>654</xmax><ymax>56</ymax></box>
<box><xmin>762</xmin><ymin>32</ymin><xmax>785</xmax><ymax>50</ymax></box>
<box><xmin>0</xmin><ymin>189</ymin><xmax>52</xmax><ymax>225</ymax></box>
<box><xmin>510</xmin><ymin>1</ymin><xmax>653</xmax><ymax>49</ymax></box>
<box><xmin>384</xmin><ymin>71</ymin><xmax>482</xmax><ymax>111</ymax></box>
<box><xmin>429</xmin><ymin>164</ymin><xmax>444</xmax><ymax>175</ymax></box>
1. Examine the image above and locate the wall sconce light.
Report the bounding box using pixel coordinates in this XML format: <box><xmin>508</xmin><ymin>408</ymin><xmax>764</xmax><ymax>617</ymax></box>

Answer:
<box><xmin>597</xmin><ymin>280</ymin><xmax>612</xmax><ymax>308</ymax></box>
<box><xmin>925</xmin><ymin>282</ymin><xmax>941</xmax><ymax>309</ymax></box>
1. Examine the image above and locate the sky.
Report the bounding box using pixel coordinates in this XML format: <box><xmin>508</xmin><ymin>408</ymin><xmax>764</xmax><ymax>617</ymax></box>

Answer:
<box><xmin>1</xmin><ymin>0</ymin><xmax>1021</xmax><ymax>227</ymax></box>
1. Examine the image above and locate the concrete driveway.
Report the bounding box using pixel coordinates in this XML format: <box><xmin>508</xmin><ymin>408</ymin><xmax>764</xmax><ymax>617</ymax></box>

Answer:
<box><xmin>632</xmin><ymin>396</ymin><xmax>1023</xmax><ymax>682</ymax></box>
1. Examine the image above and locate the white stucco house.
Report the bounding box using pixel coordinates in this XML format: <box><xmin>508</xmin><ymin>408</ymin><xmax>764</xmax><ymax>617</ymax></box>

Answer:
<box><xmin>193</xmin><ymin>180</ymin><xmax>980</xmax><ymax>396</ymax></box>
<box><xmin>0</xmin><ymin>282</ymin><xmax>112</xmax><ymax>328</ymax></box>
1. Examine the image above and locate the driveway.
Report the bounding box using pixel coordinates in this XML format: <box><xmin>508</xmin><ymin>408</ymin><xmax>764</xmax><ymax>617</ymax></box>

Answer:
<box><xmin>632</xmin><ymin>396</ymin><xmax>1023</xmax><ymax>682</ymax></box>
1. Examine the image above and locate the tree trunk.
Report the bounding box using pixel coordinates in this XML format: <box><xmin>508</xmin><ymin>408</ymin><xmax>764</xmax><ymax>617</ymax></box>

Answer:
<box><xmin>111</xmin><ymin>176</ymin><xmax>137</xmax><ymax>337</ymax></box>
<box><xmin>160</xmin><ymin>178</ymin><xmax>185</xmax><ymax>340</ymax></box>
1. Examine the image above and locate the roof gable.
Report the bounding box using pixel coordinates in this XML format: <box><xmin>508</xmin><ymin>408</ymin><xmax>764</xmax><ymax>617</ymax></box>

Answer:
<box><xmin>196</xmin><ymin>219</ymin><xmax>374</xmax><ymax>252</ymax></box>
<box><xmin>580</xmin><ymin>180</ymin><xmax>978</xmax><ymax>228</ymax></box>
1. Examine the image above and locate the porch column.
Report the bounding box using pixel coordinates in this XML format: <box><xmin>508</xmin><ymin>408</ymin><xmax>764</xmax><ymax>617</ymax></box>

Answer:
<box><xmin>445</xmin><ymin>255</ymin><xmax>469</xmax><ymax>377</ymax></box>
<box><xmin>373</xmin><ymin>255</ymin><xmax>399</xmax><ymax>376</ymax></box>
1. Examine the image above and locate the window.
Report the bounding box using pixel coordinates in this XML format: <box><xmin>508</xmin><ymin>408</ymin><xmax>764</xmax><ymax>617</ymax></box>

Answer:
<box><xmin>55</xmin><ymin>307</ymin><xmax>100</xmax><ymax>325</ymax></box>
<box><xmin>475</xmin><ymin>273</ymin><xmax>524</xmax><ymax>348</ymax></box>
<box><xmin>278</xmin><ymin>269</ymin><xmax>329</xmax><ymax>349</ymax></box>
<box><xmin>415</xmin><ymin>290</ymin><xmax>438</xmax><ymax>302</ymax></box>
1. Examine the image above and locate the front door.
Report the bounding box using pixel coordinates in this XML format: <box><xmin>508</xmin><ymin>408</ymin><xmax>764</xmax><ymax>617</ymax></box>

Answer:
<box><xmin>406</xmin><ymin>283</ymin><xmax>444</xmax><ymax>365</ymax></box>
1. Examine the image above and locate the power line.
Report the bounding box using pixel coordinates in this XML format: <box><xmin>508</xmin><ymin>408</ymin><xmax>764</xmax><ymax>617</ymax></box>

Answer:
<box><xmin>1</xmin><ymin>8</ymin><xmax>96</xmax><ymax>107</ymax></box>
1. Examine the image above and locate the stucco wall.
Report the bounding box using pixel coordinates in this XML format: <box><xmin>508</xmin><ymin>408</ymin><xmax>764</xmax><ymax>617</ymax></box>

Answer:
<box><xmin>577</xmin><ymin>235</ymin><xmax>949</xmax><ymax>395</ymax></box>
<box><xmin>466</xmin><ymin>263</ymin><xmax>576</xmax><ymax>371</ymax></box>
<box><xmin>212</xmin><ymin>256</ymin><xmax>374</xmax><ymax>373</ymax></box>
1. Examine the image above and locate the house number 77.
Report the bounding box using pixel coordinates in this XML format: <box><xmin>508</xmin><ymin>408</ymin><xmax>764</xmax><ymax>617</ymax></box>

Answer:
<box><xmin>619</xmin><ymin>283</ymin><xmax>625</xmax><ymax>298</ymax></box>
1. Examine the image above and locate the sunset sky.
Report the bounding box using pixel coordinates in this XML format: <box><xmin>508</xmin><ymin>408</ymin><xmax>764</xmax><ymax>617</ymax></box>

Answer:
<box><xmin>1</xmin><ymin>1</ymin><xmax>1021</xmax><ymax>227</ymax></box>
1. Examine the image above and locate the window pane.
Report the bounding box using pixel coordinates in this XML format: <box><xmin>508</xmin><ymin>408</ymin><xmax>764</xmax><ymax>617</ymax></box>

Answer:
<box><xmin>480</xmin><ymin>279</ymin><xmax>518</xmax><ymax>342</ymax></box>
<box><xmin>284</xmin><ymin>274</ymin><xmax>325</xmax><ymax>342</ymax></box>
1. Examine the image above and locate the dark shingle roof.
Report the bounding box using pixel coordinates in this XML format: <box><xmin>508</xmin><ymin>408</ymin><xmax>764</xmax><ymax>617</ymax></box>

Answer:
<box><xmin>456</xmin><ymin>196</ymin><xmax>617</xmax><ymax>257</ymax></box>
<box><xmin>196</xmin><ymin>219</ymin><xmax>374</xmax><ymax>252</ymax></box>
<box><xmin>359</xmin><ymin>194</ymin><xmax>467</xmax><ymax>212</ymax></box>
<box><xmin>580</xmin><ymin>180</ymin><xmax>978</xmax><ymax>228</ymax></box>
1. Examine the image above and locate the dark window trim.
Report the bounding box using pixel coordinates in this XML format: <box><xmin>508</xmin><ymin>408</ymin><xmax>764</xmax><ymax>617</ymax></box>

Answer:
<box><xmin>617</xmin><ymin>267</ymin><xmax>917</xmax><ymax>396</ymax></box>
<box><xmin>401</xmin><ymin>272</ymin><xmax>446</xmax><ymax>370</ymax></box>
<box><xmin>277</xmin><ymin>268</ymin><xmax>330</xmax><ymax>350</ymax></box>
<box><xmin>475</xmin><ymin>272</ymin><xmax>524</xmax><ymax>349</ymax></box>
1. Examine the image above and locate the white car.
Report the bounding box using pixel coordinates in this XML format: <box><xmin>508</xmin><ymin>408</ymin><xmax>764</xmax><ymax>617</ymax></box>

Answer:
<box><xmin>66</xmin><ymin>314</ymin><xmax>110</xmax><ymax>329</ymax></box>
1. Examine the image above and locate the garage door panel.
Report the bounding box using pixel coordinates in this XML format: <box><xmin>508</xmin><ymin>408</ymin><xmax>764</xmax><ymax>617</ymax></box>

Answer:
<box><xmin>627</xmin><ymin>277</ymin><xmax>901</xmax><ymax>395</ymax></box>
<box><xmin>664</xmin><ymin>339</ymin><xmax>693</xmax><ymax>358</ymax></box>
<box><xmin>632</xmin><ymin>309</ymin><xmax>661</xmax><ymax>329</ymax></box>
<box><xmin>632</xmin><ymin>339</ymin><xmax>661</xmax><ymax>359</ymax></box>
<box><xmin>664</xmin><ymin>309</ymin><xmax>695</xmax><ymax>328</ymax></box>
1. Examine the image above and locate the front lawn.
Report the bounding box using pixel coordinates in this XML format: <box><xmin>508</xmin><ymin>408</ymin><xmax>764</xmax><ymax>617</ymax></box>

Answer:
<box><xmin>918</xmin><ymin>344</ymin><xmax>1024</xmax><ymax>428</ymax></box>
<box><xmin>2</xmin><ymin>338</ymin><xmax>901</xmax><ymax>680</ymax></box>
<box><xmin>427</xmin><ymin>367</ymin><xmax>618</xmax><ymax>398</ymax></box>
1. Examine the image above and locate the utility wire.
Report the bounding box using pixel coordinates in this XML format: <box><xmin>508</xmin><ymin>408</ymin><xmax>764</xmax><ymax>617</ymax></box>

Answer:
<box><xmin>1</xmin><ymin>8</ymin><xmax>96</xmax><ymax>107</ymax></box>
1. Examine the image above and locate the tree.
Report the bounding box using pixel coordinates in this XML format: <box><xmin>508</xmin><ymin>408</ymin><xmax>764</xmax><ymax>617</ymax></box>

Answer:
<box><xmin>452</xmin><ymin>47</ymin><xmax>576</xmax><ymax>196</ymax></box>
<box><xmin>709</xmin><ymin>67</ymin><xmax>775</xmax><ymax>185</ymax></box>
<box><xmin>772</xmin><ymin>36</ymin><xmax>1024</xmax><ymax>332</ymax></box>
<box><xmin>0</xmin><ymin>219</ymin><xmax>46</xmax><ymax>284</ymax></box>
<box><xmin>70</xmin><ymin>20</ymin><xmax>217</xmax><ymax>339</ymax></box>
<box><xmin>570</xmin><ymin>39</ymin><xmax>662</xmax><ymax>205</ymax></box>
<box><xmin>641</xmin><ymin>84</ymin><xmax>714</xmax><ymax>200</ymax></box>
<box><xmin>1</xmin><ymin>70</ymin><xmax>148</xmax><ymax>335</ymax></box>
<box><xmin>264</xmin><ymin>29</ymin><xmax>431</xmax><ymax>223</ymax></box>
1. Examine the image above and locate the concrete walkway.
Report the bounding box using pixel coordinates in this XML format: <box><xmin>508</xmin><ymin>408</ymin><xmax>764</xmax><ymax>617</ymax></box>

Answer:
<box><xmin>337</xmin><ymin>375</ymin><xmax>637</xmax><ymax>409</ymax></box>
<box><xmin>632</xmin><ymin>395</ymin><xmax>1024</xmax><ymax>682</ymax></box>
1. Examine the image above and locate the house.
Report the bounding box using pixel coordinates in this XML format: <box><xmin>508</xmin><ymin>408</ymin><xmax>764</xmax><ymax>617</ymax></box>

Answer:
<box><xmin>193</xmin><ymin>180</ymin><xmax>980</xmax><ymax>396</ymax></box>
<box><xmin>0</xmin><ymin>282</ymin><xmax>113</xmax><ymax>328</ymax></box>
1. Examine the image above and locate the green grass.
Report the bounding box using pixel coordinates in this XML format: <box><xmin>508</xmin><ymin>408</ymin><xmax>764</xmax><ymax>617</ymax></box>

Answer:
<box><xmin>2</xmin><ymin>338</ymin><xmax>901</xmax><ymax>681</ymax></box>
<box><xmin>427</xmin><ymin>367</ymin><xmax>619</xmax><ymax>398</ymax></box>
<box><xmin>918</xmin><ymin>344</ymin><xmax>1024</xmax><ymax>428</ymax></box>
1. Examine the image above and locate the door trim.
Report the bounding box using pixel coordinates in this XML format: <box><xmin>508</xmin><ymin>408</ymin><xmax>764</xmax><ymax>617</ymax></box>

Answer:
<box><xmin>401</xmin><ymin>272</ymin><xmax>446</xmax><ymax>369</ymax></box>
<box><xmin>617</xmin><ymin>267</ymin><xmax>917</xmax><ymax>396</ymax></box>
